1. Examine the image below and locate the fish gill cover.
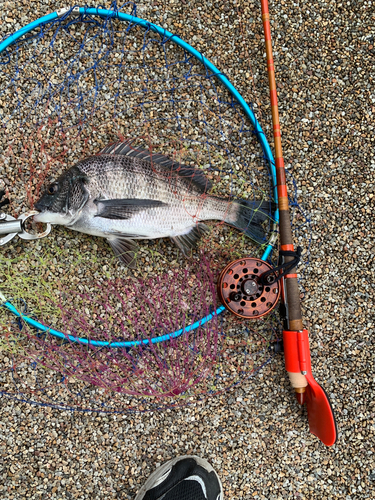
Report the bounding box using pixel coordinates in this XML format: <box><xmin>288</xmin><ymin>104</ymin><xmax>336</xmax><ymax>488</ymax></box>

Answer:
<box><xmin>0</xmin><ymin>3</ymin><xmax>311</xmax><ymax>412</ymax></box>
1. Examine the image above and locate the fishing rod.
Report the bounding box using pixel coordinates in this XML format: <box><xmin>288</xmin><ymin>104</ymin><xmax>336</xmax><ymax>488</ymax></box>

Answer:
<box><xmin>260</xmin><ymin>0</ymin><xmax>337</xmax><ymax>446</ymax></box>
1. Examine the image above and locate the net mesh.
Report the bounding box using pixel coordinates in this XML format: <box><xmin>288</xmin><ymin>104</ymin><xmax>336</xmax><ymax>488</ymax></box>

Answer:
<box><xmin>0</xmin><ymin>4</ymin><xmax>311</xmax><ymax>412</ymax></box>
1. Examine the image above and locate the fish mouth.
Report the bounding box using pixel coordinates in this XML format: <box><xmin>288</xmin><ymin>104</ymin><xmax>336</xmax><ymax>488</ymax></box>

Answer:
<box><xmin>33</xmin><ymin>211</ymin><xmax>52</xmax><ymax>223</ymax></box>
<box><xmin>33</xmin><ymin>210</ymin><xmax>70</xmax><ymax>225</ymax></box>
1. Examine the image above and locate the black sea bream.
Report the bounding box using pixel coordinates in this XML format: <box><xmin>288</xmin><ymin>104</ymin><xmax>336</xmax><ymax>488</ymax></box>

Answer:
<box><xmin>35</xmin><ymin>140</ymin><xmax>271</xmax><ymax>267</ymax></box>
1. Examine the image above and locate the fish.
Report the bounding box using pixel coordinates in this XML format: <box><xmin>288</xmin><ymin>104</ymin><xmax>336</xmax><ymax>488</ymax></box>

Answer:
<box><xmin>34</xmin><ymin>139</ymin><xmax>272</xmax><ymax>268</ymax></box>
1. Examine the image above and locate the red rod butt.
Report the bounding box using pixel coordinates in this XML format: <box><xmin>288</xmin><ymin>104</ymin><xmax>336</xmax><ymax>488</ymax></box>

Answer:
<box><xmin>284</xmin><ymin>329</ymin><xmax>338</xmax><ymax>445</ymax></box>
<box><xmin>295</xmin><ymin>388</ymin><xmax>306</xmax><ymax>405</ymax></box>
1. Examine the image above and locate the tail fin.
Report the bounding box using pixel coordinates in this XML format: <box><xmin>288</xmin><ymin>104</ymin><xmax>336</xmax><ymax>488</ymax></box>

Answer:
<box><xmin>227</xmin><ymin>199</ymin><xmax>275</xmax><ymax>243</ymax></box>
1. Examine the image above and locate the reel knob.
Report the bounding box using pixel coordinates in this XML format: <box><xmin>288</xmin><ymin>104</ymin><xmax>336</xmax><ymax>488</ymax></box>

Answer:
<box><xmin>218</xmin><ymin>258</ymin><xmax>280</xmax><ymax>319</ymax></box>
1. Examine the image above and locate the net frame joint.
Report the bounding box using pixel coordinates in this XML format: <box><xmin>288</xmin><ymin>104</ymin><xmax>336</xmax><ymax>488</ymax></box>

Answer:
<box><xmin>55</xmin><ymin>7</ymin><xmax>80</xmax><ymax>18</ymax></box>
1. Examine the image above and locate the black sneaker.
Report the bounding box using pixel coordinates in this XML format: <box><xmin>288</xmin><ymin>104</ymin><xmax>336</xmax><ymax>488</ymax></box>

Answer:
<box><xmin>135</xmin><ymin>455</ymin><xmax>224</xmax><ymax>500</ymax></box>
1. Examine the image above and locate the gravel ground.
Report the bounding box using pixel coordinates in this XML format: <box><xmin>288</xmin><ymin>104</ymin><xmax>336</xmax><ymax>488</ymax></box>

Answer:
<box><xmin>1</xmin><ymin>0</ymin><xmax>374</xmax><ymax>499</ymax></box>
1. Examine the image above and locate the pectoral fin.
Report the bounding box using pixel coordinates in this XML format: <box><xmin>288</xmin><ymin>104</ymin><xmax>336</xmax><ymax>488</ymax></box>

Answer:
<box><xmin>171</xmin><ymin>223</ymin><xmax>210</xmax><ymax>257</ymax></box>
<box><xmin>95</xmin><ymin>198</ymin><xmax>167</xmax><ymax>220</ymax></box>
<box><xmin>107</xmin><ymin>236</ymin><xmax>139</xmax><ymax>268</ymax></box>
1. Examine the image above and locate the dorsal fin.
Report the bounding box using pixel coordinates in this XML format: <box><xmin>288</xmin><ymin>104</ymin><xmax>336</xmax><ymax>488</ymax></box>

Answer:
<box><xmin>96</xmin><ymin>140</ymin><xmax>212</xmax><ymax>193</ymax></box>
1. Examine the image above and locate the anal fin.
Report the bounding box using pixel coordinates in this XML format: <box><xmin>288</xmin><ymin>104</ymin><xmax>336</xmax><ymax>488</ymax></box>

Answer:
<box><xmin>171</xmin><ymin>223</ymin><xmax>210</xmax><ymax>257</ymax></box>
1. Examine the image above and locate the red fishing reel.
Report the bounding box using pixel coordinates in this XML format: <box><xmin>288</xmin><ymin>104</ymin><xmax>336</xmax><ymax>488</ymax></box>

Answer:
<box><xmin>218</xmin><ymin>258</ymin><xmax>280</xmax><ymax>319</ymax></box>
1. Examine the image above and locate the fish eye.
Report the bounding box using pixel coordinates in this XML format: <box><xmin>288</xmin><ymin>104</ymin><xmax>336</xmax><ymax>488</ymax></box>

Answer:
<box><xmin>47</xmin><ymin>183</ymin><xmax>59</xmax><ymax>195</ymax></box>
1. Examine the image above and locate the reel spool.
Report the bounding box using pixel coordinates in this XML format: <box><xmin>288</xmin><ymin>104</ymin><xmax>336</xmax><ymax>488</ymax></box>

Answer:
<box><xmin>218</xmin><ymin>258</ymin><xmax>280</xmax><ymax>319</ymax></box>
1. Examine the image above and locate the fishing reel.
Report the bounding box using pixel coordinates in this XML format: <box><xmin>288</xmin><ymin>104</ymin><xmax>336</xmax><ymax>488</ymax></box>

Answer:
<box><xmin>218</xmin><ymin>258</ymin><xmax>280</xmax><ymax>319</ymax></box>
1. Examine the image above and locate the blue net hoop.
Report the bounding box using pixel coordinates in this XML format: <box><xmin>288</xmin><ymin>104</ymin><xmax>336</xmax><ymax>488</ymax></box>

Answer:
<box><xmin>0</xmin><ymin>5</ymin><xmax>279</xmax><ymax>348</ymax></box>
